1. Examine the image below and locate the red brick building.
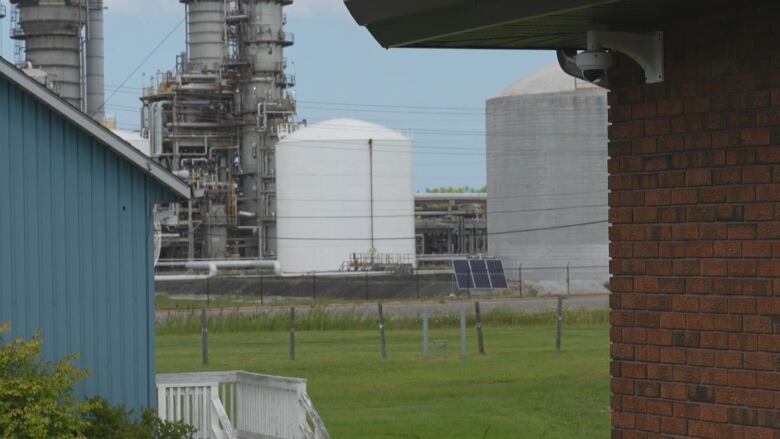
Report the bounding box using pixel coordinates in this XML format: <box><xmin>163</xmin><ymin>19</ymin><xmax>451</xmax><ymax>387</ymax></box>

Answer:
<box><xmin>346</xmin><ymin>1</ymin><xmax>780</xmax><ymax>437</ymax></box>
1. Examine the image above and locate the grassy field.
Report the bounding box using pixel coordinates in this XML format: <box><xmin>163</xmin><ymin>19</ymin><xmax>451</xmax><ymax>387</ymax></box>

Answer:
<box><xmin>157</xmin><ymin>322</ymin><xmax>610</xmax><ymax>438</ymax></box>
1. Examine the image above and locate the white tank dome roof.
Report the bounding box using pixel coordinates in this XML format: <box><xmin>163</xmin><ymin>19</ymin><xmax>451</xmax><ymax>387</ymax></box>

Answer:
<box><xmin>494</xmin><ymin>63</ymin><xmax>601</xmax><ymax>98</ymax></box>
<box><xmin>112</xmin><ymin>129</ymin><xmax>151</xmax><ymax>157</ymax></box>
<box><xmin>285</xmin><ymin>118</ymin><xmax>408</xmax><ymax>142</ymax></box>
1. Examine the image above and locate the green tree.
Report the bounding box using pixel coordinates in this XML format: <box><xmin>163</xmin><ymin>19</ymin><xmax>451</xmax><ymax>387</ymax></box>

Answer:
<box><xmin>425</xmin><ymin>185</ymin><xmax>487</xmax><ymax>194</ymax></box>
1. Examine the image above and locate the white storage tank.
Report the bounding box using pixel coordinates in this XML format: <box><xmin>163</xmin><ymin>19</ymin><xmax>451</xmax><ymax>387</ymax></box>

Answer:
<box><xmin>276</xmin><ymin>119</ymin><xmax>416</xmax><ymax>274</ymax></box>
<box><xmin>486</xmin><ymin>63</ymin><xmax>609</xmax><ymax>294</ymax></box>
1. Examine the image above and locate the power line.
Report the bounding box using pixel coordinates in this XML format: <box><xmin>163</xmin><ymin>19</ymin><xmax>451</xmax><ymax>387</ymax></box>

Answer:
<box><xmin>274</xmin><ymin>203</ymin><xmax>607</xmax><ymax>219</ymax></box>
<box><xmin>488</xmin><ymin>220</ymin><xmax>608</xmax><ymax>236</ymax></box>
<box><xmin>279</xmin><ymin>141</ymin><xmax>603</xmax><ymax>158</ymax></box>
<box><xmin>277</xmin><ymin>188</ymin><xmax>605</xmax><ymax>203</ymax></box>
<box><xmin>298</xmin><ymin>99</ymin><xmax>485</xmax><ymax>112</ymax></box>
<box><xmin>93</xmin><ymin>18</ymin><xmax>185</xmax><ymax>118</ymax></box>
<box><xmin>270</xmin><ymin>219</ymin><xmax>608</xmax><ymax>241</ymax></box>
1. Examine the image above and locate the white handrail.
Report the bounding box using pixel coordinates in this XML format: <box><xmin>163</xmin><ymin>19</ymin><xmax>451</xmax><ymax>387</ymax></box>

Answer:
<box><xmin>157</xmin><ymin>371</ymin><xmax>328</xmax><ymax>439</ymax></box>
<box><xmin>209</xmin><ymin>392</ymin><xmax>237</xmax><ymax>439</ymax></box>
<box><xmin>300</xmin><ymin>393</ymin><xmax>331</xmax><ymax>439</ymax></box>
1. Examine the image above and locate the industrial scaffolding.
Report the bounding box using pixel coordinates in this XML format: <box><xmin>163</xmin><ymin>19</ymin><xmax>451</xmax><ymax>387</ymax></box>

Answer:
<box><xmin>141</xmin><ymin>0</ymin><xmax>297</xmax><ymax>260</ymax></box>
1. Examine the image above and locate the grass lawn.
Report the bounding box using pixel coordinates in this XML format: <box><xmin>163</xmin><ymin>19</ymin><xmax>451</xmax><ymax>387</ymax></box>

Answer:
<box><xmin>157</xmin><ymin>323</ymin><xmax>610</xmax><ymax>438</ymax></box>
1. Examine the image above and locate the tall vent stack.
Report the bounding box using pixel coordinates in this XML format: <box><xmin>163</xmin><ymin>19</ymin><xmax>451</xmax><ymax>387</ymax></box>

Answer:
<box><xmin>85</xmin><ymin>0</ymin><xmax>104</xmax><ymax>121</ymax></box>
<box><xmin>10</xmin><ymin>0</ymin><xmax>104</xmax><ymax>120</ymax></box>
<box><xmin>10</xmin><ymin>0</ymin><xmax>84</xmax><ymax>108</ymax></box>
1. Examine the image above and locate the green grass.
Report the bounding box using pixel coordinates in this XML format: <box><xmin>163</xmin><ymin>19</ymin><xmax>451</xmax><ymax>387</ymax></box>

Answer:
<box><xmin>155</xmin><ymin>293</ymin><xmax>264</xmax><ymax>310</ymax></box>
<box><xmin>157</xmin><ymin>323</ymin><xmax>610</xmax><ymax>438</ymax></box>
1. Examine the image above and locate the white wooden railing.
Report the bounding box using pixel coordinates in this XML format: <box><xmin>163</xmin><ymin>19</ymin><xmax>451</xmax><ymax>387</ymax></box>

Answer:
<box><xmin>157</xmin><ymin>371</ymin><xmax>330</xmax><ymax>439</ymax></box>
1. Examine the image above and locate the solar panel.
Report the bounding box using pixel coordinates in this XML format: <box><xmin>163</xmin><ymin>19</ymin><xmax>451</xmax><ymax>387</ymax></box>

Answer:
<box><xmin>453</xmin><ymin>260</ymin><xmax>474</xmax><ymax>289</ymax></box>
<box><xmin>487</xmin><ymin>259</ymin><xmax>508</xmax><ymax>289</ymax></box>
<box><xmin>469</xmin><ymin>260</ymin><xmax>492</xmax><ymax>289</ymax></box>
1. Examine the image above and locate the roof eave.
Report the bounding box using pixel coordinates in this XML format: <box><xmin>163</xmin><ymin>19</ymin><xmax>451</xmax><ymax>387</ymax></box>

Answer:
<box><xmin>0</xmin><ymin>59</ymin><xmax>191</xmax><ymax>200</ymax></box>
<box><xmin>346</xmin><ymin>0</ymin><xmax>618</xmax><ymax>48</ymax></box>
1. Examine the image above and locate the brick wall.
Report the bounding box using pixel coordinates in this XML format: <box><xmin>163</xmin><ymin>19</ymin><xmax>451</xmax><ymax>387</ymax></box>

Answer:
<box><xmin>608</xmin><ymin>4</ymin><xmax>780</xmax><ymax>438</ymax></box>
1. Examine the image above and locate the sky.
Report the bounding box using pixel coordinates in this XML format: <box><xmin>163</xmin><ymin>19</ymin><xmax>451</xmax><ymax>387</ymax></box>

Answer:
<box><xmin>0</xmin><ymin>0</ymin><xmax>556</xmax><ymax>191</ymax></box>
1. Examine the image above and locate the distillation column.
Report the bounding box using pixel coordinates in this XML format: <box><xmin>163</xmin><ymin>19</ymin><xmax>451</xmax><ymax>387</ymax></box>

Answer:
<box><xmin>240</xmin><ymin>0</ymin><xmax>294</xmax><ymax>258</ymax></box>
<box><xmin>185</xmin><ymin>0</ymin><xmax>224</xmax><ymax>73</ymax></box>
<box><xmin>10</xmin><ymin>0</ymin><xmax>85</xmax><ymax>109</ymax></box>
<box><xmin>180</xmin><ymin>0</ymin><xmax>230</xmax><ymax>258</ymax></box>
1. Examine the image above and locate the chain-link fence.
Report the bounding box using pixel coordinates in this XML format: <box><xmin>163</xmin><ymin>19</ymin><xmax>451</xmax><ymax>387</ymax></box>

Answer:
<box><xmin>156</xmin><ymin>262</ymin><xmax>611</xmax><ymax>303</ymax></box>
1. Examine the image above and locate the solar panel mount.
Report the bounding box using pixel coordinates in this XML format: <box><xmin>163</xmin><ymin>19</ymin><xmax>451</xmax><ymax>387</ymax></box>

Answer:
<box><xmin>452</xmin><ymin>259</ymin><xmax>508</xmax><ymax>290</ymax></box>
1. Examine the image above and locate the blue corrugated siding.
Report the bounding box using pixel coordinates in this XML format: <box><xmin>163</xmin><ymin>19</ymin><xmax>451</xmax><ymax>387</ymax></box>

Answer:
<box><xmin>0</xmin><ymin>75</ymin><xmax>177</xmax><ymax>413</ymax></box>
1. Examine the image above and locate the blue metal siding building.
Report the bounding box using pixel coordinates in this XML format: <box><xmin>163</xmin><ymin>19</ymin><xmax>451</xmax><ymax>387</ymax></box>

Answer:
<box><xmin>0</xmin><ymin>59</ymin><xmax>190</xmax><ymax>412</ymax></box>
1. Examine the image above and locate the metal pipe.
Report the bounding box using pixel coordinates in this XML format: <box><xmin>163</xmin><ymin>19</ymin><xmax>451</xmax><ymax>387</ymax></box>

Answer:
<box><xmin>368</xmin><ymin>139</ymin><xmax>376</xmax><ymax>254</ymax></box>
<box><xmin>155</xmin><ymin>259</ymin><xmax>282</xmax><ymax>281</ymax></box>
<box><xmin>151</xmin><ymin>101</ymin><xmax>169</xmax><ymax>156</ymax></box>
<box><xmin>86</xmin><ymin>0</ymin><xmax>104</xmax><ymax>121</ymax></box>
<box><xmin>155</xmin><ymin>262</ymin><xmax>218</xmax><ymax>282</ymax></box>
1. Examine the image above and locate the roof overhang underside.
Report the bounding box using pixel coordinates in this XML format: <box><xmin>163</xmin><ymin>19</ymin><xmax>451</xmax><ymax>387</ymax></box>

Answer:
<box><xmin>345</xmin><ymin>0</ymin><xmax>762</xmax><ymax>50</ymax></box>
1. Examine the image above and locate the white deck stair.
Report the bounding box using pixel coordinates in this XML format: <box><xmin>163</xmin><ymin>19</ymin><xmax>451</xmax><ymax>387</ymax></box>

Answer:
<box><xmin>157</xmin><ymin>371</ymin><xmax>331</xmax><ymax>439</ymax></box>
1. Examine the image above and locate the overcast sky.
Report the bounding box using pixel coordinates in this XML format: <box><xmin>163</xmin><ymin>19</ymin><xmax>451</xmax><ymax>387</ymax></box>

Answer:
<box><xmin>0</xmin><ymin>0</ymin><xmax>555</xmax><ymax>191</ymax></box>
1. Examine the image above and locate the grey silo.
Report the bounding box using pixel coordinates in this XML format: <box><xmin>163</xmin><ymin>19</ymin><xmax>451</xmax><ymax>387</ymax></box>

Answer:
<box><xmin>486</xmin><ymin>63</ymin><xmax>609</xmax><ymax>294</ymax></box>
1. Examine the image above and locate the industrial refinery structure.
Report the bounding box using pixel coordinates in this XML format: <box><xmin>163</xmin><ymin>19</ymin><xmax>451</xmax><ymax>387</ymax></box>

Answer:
<box><xmin>415</xmin><ymin>193</ymin><xmax>487</xmax><ymax>258</ymax></box>
<box><xmin>1</xmin><ymin>0</ymin><xmax>508</xmax><ymax>279</ymax></box>
<box><xmin>486</xmin><ymin>63</ymin><xmax>609</xmax><ymax>293</ymax></box>
<box><xmin>7</xmin><ymin>0</ymin><xmax>105</xmax><ymax>122</ymax></box>
<box><xmin>141</xmin><ymin>0</ymin><xmax>297</xmax><ymax>260</ymax></box>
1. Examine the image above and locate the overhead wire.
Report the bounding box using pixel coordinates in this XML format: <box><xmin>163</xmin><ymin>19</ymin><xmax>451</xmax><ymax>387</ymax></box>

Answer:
<box><xmin>270</xmin><ymin>219</ymin><xmax>608</xmax><ymax>241</ymax></box>
<box><xmin>273</xmin><ymin>203</ymin><xmax>607</xmax><ymax>219</ymax></box>
<box><xmin>93</xmin><ymin>18</ymin><xmax>185</xmax><ymax>118</ymax></box>
<box><xmin>277</xmin><ymin>187</ymin><xmax>605</xmax><ymax>203</ymax></box>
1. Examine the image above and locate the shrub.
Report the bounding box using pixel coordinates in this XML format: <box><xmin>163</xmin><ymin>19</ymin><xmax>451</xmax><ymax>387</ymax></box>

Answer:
<box><xmin>82</xmin><ymin>399</ymin><xmax>195</xmax><ymax>439</ymax></box>
<box><xmin>0</xmin><ymin>322</ymin><xmax>92</xmax><ymax>438</ymax></box>
<box><xmin>0</xmin><ymin>323</ymin><xmax>195</xmax><ymax>439</ymax></box>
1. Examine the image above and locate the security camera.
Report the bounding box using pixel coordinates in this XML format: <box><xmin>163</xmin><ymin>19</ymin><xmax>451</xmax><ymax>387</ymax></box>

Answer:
<box><xmin>576</xmin><ymin>49</ymin><xmax>614</xmax><ymax>84</ymax></box>
<box><xmin>565</xmin><ymin>31</ymin><xmax>664</xmax><ymax>85</ymax></box>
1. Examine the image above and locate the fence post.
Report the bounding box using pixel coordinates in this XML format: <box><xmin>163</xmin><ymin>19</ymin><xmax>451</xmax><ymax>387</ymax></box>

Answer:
<box><xmin>556</xmin><ymin>296</ymin><xmax>563</xmax><ymax>353</ymax></box>
<box><xmin>475</xmin><ymin>301</ymin><xmax>485</xmax><ymax>355</ymax></box>
<box><xmin>206</xmin><ymin>276</ymin><xmax>211</xmax><ymax>306</ymax></box>
<box><xmin>451</xmin><ymin>271</ymin><xmax>455</xmax><ymax>296</ymax></box>
<box><xmin>518</xmin><ymin>264</ymin><xmax>523</xmax><ymax>296</ymax></box>
<box><xmin>378</xmin><ymin>303</ymin><xmax>387</xmax><ymax>359</ymax></box>
<box><xmin>201</xmin><ymin>308</ymin><xmax>208</xmax><ymax>365</ymax></box>
<box><xmin>460</xmin><ymin>306</ymin><xmax>467</xmax><ymax>359</ymax></box>
<box><xmin>566</xmin><ymin>263</ymin><xmax>571</xmax><ymax>297</ymax></box>
<box><xmin>290</xmin><ymin>307</ymin><xmax>296</xmax><ymax>361</ymax></box>
<box><xmin>365</xmin><ymin>271</ymin><xmax>370</xmax><ymax>302</ymax></box>
<box><xmin>422</xmin><ymin>307</ymin><xmax>429</xmax><ymax>360</ymax></box>
<box><xmin>260</xmin><ymin>272</ymin><xmax>264</xmax><ymax>305</ymax></box>
<box><xmin>312</xmin><ymin>273</ymin><xmax>317</xmax><ymax>303</ymax></box>
<box><xmin>416</xmin><ymin>269</ymin><xmax>420</xmax><ymax>300</ymax></box>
